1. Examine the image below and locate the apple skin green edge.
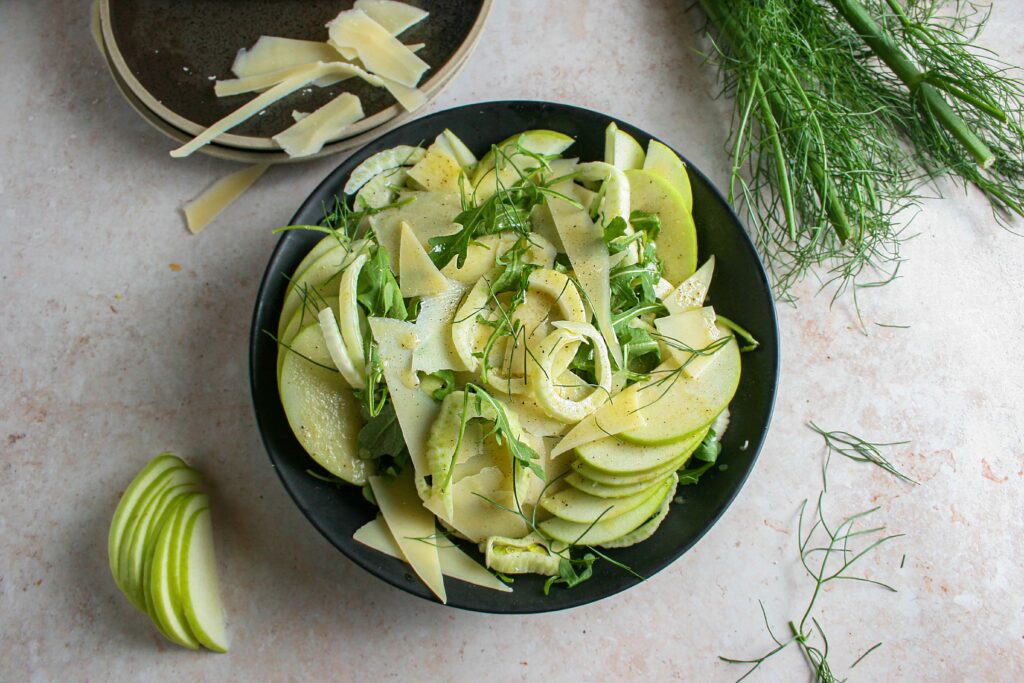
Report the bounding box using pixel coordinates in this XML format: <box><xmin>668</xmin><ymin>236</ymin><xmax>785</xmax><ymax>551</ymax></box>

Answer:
<box><xmin>625</xmin><ymin>167</ymin><xmax>698</xmax><ymax>286</ymax></box>
<box><xmin>117</xmin><ymin>466</ymin><xmax>201</xmax><ymax>610</ymax></box>
<box><xmin>618</xmin><ymin>336</ymin><xmax>741</xmax><ymax>447</ymax></box>
<box><xmin>180</xmin><ymin>507</ymin><xmax>230</xmax><ymax>653</ymax></box>
<box><xmin>108</xmin><ymin>453</ymin><xmax>184</xmax><ymax>597</ymax></box>
<box><xmin>148</xmin><ymin>493</ymin><xmax>205</xmax><ymax>649</ymax></box>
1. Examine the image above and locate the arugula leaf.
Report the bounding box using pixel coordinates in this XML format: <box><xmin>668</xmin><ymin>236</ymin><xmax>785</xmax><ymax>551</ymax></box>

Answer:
<box><xmin>466</xmin><ymin>384</ymin><xmax>544</xmax><ymax>480</ymax></box>
<box><xmin>543</xmin><ymin>553</ymin><xmax>597</xmax><ymax>594</ymax></box>
<box><xmin>603</xmin><ymin>216</ymin><xmax>630</xmax><ymax>252</ymax></box>
<box><xmin>678</xmin><ymin>461</ymin><xmax>716</xmax><ymax>486</ymax></box>
<box><xmin>608</xmin><ymin>213</ymin><xmax>664</xmax><ymax>318</ymax></box>
<box><xmin>617</xmin><ymin>324</ymin><xmax>662</xmax><ymax>375</ymax></box>
<box><xmin>629</xmin><ymin>210</ymin><xmax>661</xmax><ymax>239</ymax></box>
<box><xmin>693</xmin><ymin>427</ymin><xmax>722</xmax><ymax>463</ymax></box>
<box><xmin>357</xmin><ymin>401</ymin><xmax>409</xmax><ymax>476</ymax></box>
<box><xmin>361</xmin><ymin>484</ymin><xmax>377</xmax><ymax>506</ymax></box>
<box><xmin>568</xmin><ymin>342</ymin><xmax>597</xmax><ymax>386</ymax></box>
<box><xmin>553</xmin><ymin>252</ymin><xmax>573</xmax><ymax>273</ymax></box>
<box><xmin>424</xmin><ymin>370</ymin><xmax>456</xmax><ymax>401</ymax></box>
<box><xmin>489</xmin><ymin>237</ymin><xmax>540</xmax><ymax>302</ymax></box>
<box><xmin>357</xmin><ymin>246</ymin><xmax>408</xmax><ymax>320</ymax></box>
<box><xmin>428</xmin><ymin>147</ymin><xmax>579</xmax><ymax>270</ymax></box>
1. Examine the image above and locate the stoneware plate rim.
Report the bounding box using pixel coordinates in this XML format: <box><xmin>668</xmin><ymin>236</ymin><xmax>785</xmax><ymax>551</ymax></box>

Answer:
<box><xmin>98</xmin><ymin>0</ymin><xmax>492</xmax><ymax>154</ymax></box>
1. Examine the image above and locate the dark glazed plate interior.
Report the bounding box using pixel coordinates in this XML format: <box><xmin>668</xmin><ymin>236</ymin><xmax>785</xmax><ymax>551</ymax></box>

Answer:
<box><xmin>106</xmin><ymin>0</ymin><xmax>484</xmax><ymax>140</ymax></box>
<box><xmin>249</xmin><ymin>101</ymin><xmax>780</xmax><ymax>613</ymax></box>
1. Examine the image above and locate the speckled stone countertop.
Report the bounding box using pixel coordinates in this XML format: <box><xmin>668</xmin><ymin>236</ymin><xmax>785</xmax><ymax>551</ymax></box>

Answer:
<box><xmin>2</xmin><ymin>2</ymin><xmax>1022</xmax><ymax>681</ymax></box>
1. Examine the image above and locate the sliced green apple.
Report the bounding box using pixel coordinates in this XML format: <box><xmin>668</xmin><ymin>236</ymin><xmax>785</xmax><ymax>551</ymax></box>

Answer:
<box><xmin>282</xmin><ymin>234</ymin><xmax>345</xmax><ymax>307</ymax></box>
<box><xmin>277</xmin><ymin>243</ymin><xmax>355</xmax><ymax>338</ymax></box>
<box><xmin>564</xmin><ymin>472</ymin><xmax>667</xmax><ymax>499</ymax></box>
<box><xmin>604</xmin><ymin>122</ymin><xmax>646</xmax><ymax>170</ymax></box>
<box><xmin>540</xmin><ymin>480</ymin><xmax>659</xmax><ymax>524</ymax></box>
<box><xmin>571</xmin><ymin>433</ymin><xmax>704</xmax><ymax>486</ymax></box>
<box><xmin>643</xmin><ymin>139</ymin><xmax>692</xmax><ymax>212</ymax></box>
<box><xmin>148</xmin><ymin>493</ymin><xmax>204</xmax><ymax>649</ymax></box>
<box><xmin>618</xmin><ymin>335</ymin><xmax>740</xmax><ymax>446</ymax></box>
<box><xmin>625</xmin><ymin>168</ymin><xmax>698</xmax><ymax>285</ymax></box>
<box><xmin>180</xmin><ymin>507</ymin><xmax>230</xmax><ymax>653</ymax></box>
<box><xmin>573</xmin><ymin>459</ymin><xmax>678</xmax><ymax>488</ymax></box>
<box><xmin>442</xmin><ymin>128</ymin><xmax>478</xmax><ymax>170</ymax></box>
<box><xmin>472</xmin><ymin>130</ymin><xmax>575</xmax><ymax>201</ymax></box>
<box><xmin>118</xmin><ymin>466</ymin><xmax>201</xmax><ymax>610</ymax></box>
<box><xmin>277</xmin><ymin>296</ymin><xmax>339</xmax><ymax>380</ymax></box>
<box><xmin>108</xmin><ymin>453</ymin><xmax>184</xmax><ymax>599</ymax></box>
<box><xmin>539</xmin><ymin>474</ymin><xmax>675</xmax><ymax>545</ymax></box>
<box><xmin>575</xmin><ymin>427</ymin><xmax>706</xmax><ymax>474</ymax></box>
<box><xmin>142</xmin><ymin>489</ymin><xmax>189</xmax><ymax>628</ymax></box>
<box><xmin>279</xmin><ymin>323</ymin><xmax>370</xmax><ymax>484</ymax></box>
<box><xmin>599</xmin><ymin>486</ymin><xmax>673</xmax><ymax>548</ymax></box>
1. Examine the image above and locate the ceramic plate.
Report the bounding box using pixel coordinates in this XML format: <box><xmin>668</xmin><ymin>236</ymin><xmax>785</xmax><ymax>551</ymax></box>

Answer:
<box><xmin>99</xmin><ymin>0</ymin><xmax>490</xmax><ymax>156</ymax></box>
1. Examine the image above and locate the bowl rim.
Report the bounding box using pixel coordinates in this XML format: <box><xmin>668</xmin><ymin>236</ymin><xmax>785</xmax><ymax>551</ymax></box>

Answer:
<box><xmin>249</xmin><ymin>100</ymin><xmax>780</xmax><ymax>613</ymax></box>
<box><xmin>98</xmin><ymin>0</ymin><xmax>492</xmax><ymax>156</ymax></box>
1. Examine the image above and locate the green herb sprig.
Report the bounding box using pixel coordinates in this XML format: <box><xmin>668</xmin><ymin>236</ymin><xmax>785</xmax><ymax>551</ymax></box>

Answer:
<box><xmin>720</xmin><ymin>424</ymin><xmax>906</xmax><ymax>682</ymax></box>
<box><xmin>810</xmin><ymin>422</ymin><xmax>916</xmax><ymax>485</ymax></box>
<box><xmin>698</xmin><ymin>0</ymin><xmax>1024</xmax><ymax>304</ymax></box>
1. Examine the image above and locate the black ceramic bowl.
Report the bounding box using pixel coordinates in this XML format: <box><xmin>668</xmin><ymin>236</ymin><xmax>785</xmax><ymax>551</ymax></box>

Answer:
<box><xmin>249</xmin><ymin>101</ymin><xmax>779</xmax><ymax>613</ymax></box>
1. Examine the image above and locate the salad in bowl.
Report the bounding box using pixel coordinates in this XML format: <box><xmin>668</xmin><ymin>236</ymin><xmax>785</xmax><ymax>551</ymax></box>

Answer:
<box><xmin>250</xmin><ymin>102</ymin><xmax>777</xmax><ymax>610</ymax></box>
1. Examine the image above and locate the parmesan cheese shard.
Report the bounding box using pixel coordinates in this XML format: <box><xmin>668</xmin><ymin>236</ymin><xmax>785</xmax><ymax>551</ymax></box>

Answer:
<box><xmin>182</xmin><ymin>164</ymin><xmax>269</xmax><ymax>234</ymax></box>
<box><xmin>399</xmin><ymin>221</ymin><xmax>449</xmax><ymax>297</ymax></box>
<box><xmin>412</xmin><ymin>283</ymin><xmax>468</xmax><ymax>374</ymax></box>
<box><xmin>171</xmin><ymin>62</ymin><xmax>368</xmax><ymax>158</ymax></box>
<box><xmin>379</xmin><ymin>75</ymin><xmax>428</xmax><ymax>112</ymax></box>
<box><xmin>547</xmin><ymin>182</ymin><xmax>623</xmax><ymax>366</ymax></box>
<box><xmin>273</xmin><ymin>92</ymin><xmax>364</xmax><ymax>158</ymax></box>
<box><xmin>215</xmin><ymin>61</ymin><xmax>381</xmax><ymax>97</ymax></box>
<box><xmin>654</xmin><ymin>307</ymin><xmax>722</xmax><ymax>378</ymax></box>
<box><xmin>407</xmin><ymin>144</ymin><xmax>463</xmax><ymax>192</ymax></box>
<box><xmin>551</xmin><ymin>390</ymin><xmax>646</xmax><ymax>457</ymax></box>
<box><xmin>353</xmin><ymin>516</ymin><xmax>511</xmax><ymax>593</ymax></box>
<box><xmin>327</xmin><ymin>9</ymin><xmax>429</xmax><ymax>88</ymax></box>
<box><xmin>231</xmin><ymin>36</ymin><xmax>341</xmax><ymax>79</ymax></box>
<box><xmin>354</xmin><ymin>0</ymin><xmax>429</xmax><ymax>35</ymax></box>
<box><xmin>368</xmin><ymin>316</ymin><xmax>440</xmax><ymax>480</ymax></box>
<box><xmin>369</xmin><ymin>472</ymin><xmax>447</xmax><ymax>603</ymax></box>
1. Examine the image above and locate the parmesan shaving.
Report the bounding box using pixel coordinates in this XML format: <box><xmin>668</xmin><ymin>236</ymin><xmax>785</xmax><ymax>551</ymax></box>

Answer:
<box><xmin>231</xmin><ymin>36</ymin><xmax>340</xmax><ymax>79</ymax></box>
<box><xmin>547</xmin><ymin>182</ymin><xmax>623</xmax><ymax>365</ymax></box>
<box><xmin>412</xmin><ymin>283</ymin><xmax>468</xmax><ymax>374</ymax></box>
<box><xmin>327</xmin><ymin>9</ymin><xmax>429</xmax><ymax>88</ymax></box>
<box><xmin>379</xmin><ymin>75</ymin><xmax>428</xmax><ymax>112</ymax></box>
<box><xmin>368</xmin><ymin>316</ymin><xmax>440</xmax><ymax>480</ymax></box>
<box><xmin>399</xmin><ymin>221</ymin><xmax>449</xmax><ymax>296</ymax></box>
<box><xmin>182</xmin><ymin>164</ymin><xmax>268</xmax><ymax>234</ymax></box>
<box><xmin>551</xmin><ymin>390</ymin><xmax>646</xmax><ymax>457</ymax></box>
<box><xmin>273</xmin><ymin>92</ymin><xmax>364</xmax><ymax>158</ymax></box>
<box><xmin>353</xmin><ymin>517</ymin><xmax>511</xmax><ymax>592</ymax></box>
<box><xmin>354</xmin><ymin>0</ymin><xmax>430</xmax><ymax>35</ymax></box>
<box><xmin>654</xmin><ymin>307</ymin><xmax>721</xmax><ymax>378</ymax></box>
<box><xmin>369</xmin><ymin>472</ymin><xmax>447</xmax><ymax>603</ymax></box>
<box><xmin>171</xmin><ymin>62</ymin><xmax>370</xmax><ymax>158</ymax></box>
<box><xmin>215</xmin><ymin>61</ymin><xmax>381</xmax><ymax>98</ymax></box>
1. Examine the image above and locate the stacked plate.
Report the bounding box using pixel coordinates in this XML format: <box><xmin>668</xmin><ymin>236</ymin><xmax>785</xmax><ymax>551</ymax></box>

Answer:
<box><xmin>93</xmin><ymin>0</ymin><xmax>492</xmax><ymax>163</ymax></box>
